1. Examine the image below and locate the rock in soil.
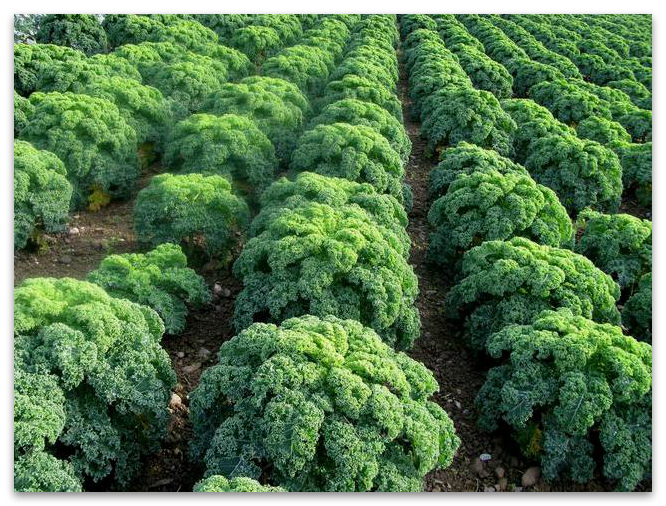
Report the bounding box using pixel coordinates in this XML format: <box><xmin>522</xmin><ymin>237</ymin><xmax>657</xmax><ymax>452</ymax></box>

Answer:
<box><xmin>169</xmin><ymin>393</ymin><xmax>182</xmax><ymax>410</ymax></box>
<box><xmin>182</xmin><ymin>362</ymin><xmax>201</xmax><ymax>374</ymax></box>
<box><xmin>522</xmin><ymin>466</ymin><xmax>542</xmax><ymax>488</ymax></box>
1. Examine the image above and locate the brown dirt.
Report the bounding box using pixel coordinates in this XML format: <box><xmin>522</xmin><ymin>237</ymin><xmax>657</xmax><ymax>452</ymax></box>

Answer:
<box><xmin>14</xmin><ymin>199</ymin><xmax>137</xmax><ymax>286</ymax></box>
<box><xmin>131</xmin><ymin>266</ymin><xmax>243</xmax><ymax>492</ymax></box>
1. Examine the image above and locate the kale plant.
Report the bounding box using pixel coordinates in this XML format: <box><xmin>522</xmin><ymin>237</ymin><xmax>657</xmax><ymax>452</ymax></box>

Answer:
<box><xmin>87</xmin><ymin>243</ymin><xmax>211</xmax><ymax>334</ymax></box>
<box><xmin>309</xmin><ymin>99</ymin><xmax>411</xmax><ymax>162</ymax></box>
<box><xmin>290</xmin><ymin>123</ymin><xmax>406</xmax><ymax>204</ymax></box>
<box><xmin>164</xmin><ymin>113</ymin><xmax>277</xmax><ymax>201</ymax></box>
<box><xmin>575</xmin><ymin>209</ymin><xmax>652</xmax><ymax>291</ymax></box>
<box><xmin>623</xmin><ymin>273</ymin><xmax>652</xmax><ymax>343</ymax></box>
<box><xmin>14</xmin><ymin>140</ymin><xmax>72</xmax><ymax>250</ymax></box>
<box><xmin>523</xmin><ymin>133</ymin><xmax>623</xmax><ymax>214</ymax></box>
<box><xmin>21</xmin><ymin>92</ymin><xmax>139</xmax><ymax>210</ymax></box>
<box><xmin>476</xmin><ymin>309</ymin><xmax>651</xmax><ymax>491</ymax></box>
<box><xmin>428</xmin><ymin>168</ymin><xmax>574</xmax><ymax>269</ymax></box>
<box><xmin>233</xmin><ymin>202</ymin><xmax>420</xmax><ymax>349</ymax></box>
<box><xmin>36</xmin><ymin>14</ymin><xmax>107</xmax><ymax>56</ymax></box>
<box><xmin>190</xmin><ymin>315</ymin><xmax>460</xmax><ymax>491</ymax></box>
<box><xmin>134</xmin><ymin>173</ymin><xmax>250</xmax><ymax>260</ymax></box>
<box><xmin>446</xmin><ymin>237</ymin><xmax>621</xmax><ymax>350</ymax></box>
<box><xmin>14</xmin><ymin>278</ymin><xmax>176</xmax><ymax>489</ymax></box>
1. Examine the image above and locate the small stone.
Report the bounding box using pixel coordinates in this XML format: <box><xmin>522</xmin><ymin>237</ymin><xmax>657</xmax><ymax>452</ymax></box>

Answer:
<box><xmin>213</xmin><ymin>283</ymin><xmax>223</xmax><ymax>295</ymax></box>
<box><xmin>454</xmin><ymin>400</ymin><xmax>462</xmax><ymax>409</ymax></box>
<box><xmin>521</xmin><ymin>466</ymin><xmax>541</xmax><ymax>488</ymax></box>
<box><xmin>215</xmin><ymin>305</ymin><xmax>223</xmax><ymax>312</ymax></box>
<box><xmin>222</xmin><ymin>288</ymin><xmax>232</xmax><ymax>298</ymax></box>
<box><xmin>498</xmin><ymin>478</ymin><xmax>508</xmax><ymax>491</ymax></box>
<box><xmin>60</xmin><ymin>255</ymin><xmax>72</xmax><ymax>264</ymax></box>
<box><xmin>479</xmin><ymin>453</ymin><xmax>492</xmax><ymax>462</ymax></box>
<box><xmin>495</xmin><ymin>466</ymin><xmax>505</xmax><ymax>479</ymax></box>
<box><xmin>513</xmin><ymin>487</ymin><xmax>523</xmax><ymax>492</ymax></box>
<box><xmin>198</xmin><ymin>348</ymin><xmax>212</xmax><ymax>359</ymax></box>
<box><xmin>176</xmin><ymin>351</ymin><xmax>185</xmax><ymax>358</ymax></box>
<box><xmin>484</xmin><ymin>486</ymin><xmax>496</xmax><ymax>492</ymax></box>
<box><xmin>69</xmin><ymin>227</ymin><xmax>80</xmax><ymax>235</ymax></box>
<box><xmin>169</xmin><ymin>393</ymin><xmax>182</xmax><ymax>409</ymax></box>
<box><xmin>182</xmin><ymin>362</ymin><xmax>201</xmax><ymax>374</ymax></box>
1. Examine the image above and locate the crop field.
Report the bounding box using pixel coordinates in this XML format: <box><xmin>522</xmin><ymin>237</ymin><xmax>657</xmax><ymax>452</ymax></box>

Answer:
<box><xmin>13</xmin><ymin>14</ymin><xmax>652</xmax><ymax>493</ymax></box>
